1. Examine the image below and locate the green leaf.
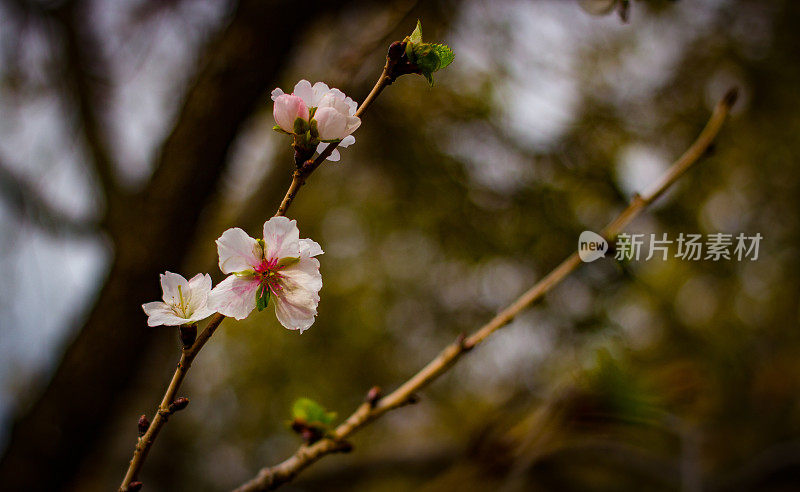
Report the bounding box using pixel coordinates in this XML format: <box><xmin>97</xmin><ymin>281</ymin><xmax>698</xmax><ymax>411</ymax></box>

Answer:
<box><xmin>405</xmin><ymin>40</ymin><xmax>415</xmax><ymax>61</ymax></box>
<box><xmin>309</xmin><ymin>119</ymin><xmax>319</xmax><ymax>140</ymax></box>
<box><xmin>255</xmin><ymin>284</ymin><xmax>270</xmax><ymax>311</ymax></box>
<box><xmin>431</xmin><ymin>44</ymin><xmax>455</xmax><ymax>69</ymax></box>
<box><xmin>291</xmin><ymin>398</ymin><xmax>337</xmax><ymax>427</ymax></box>
<box><xmin>407</xmin><ymin>42</ymin><xmax>455</xmax><ymax>86</ymax></box>
<box><xmin>293</xmin><ymin>117</ymin><xmax>309</xmax><ymax>135</ymax></box>
<box><xmin>413</xmin><ymin>45</ymin><xmax>440</xmax><ymax>74</ymax></box>
<box><xmin>409</xmin><ymin>19</ymin><xmax>423</xmax><ymax>45</ymax></box>
<box><xmin>401</xmin><ymin>19</ymin><xmax>454</xmax><ymax>86</ymax></box>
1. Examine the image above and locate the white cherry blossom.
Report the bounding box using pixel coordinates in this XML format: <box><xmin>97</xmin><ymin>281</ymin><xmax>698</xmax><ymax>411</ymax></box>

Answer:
<box><xmin>142</xmin><ymin>272</ymin><xmax>215</xmax><ymax>326</ymax></box>
<box><xmin>314</xmin><ymin>90</ymin><xmax>361</xmax><ymax>141</ymax></box>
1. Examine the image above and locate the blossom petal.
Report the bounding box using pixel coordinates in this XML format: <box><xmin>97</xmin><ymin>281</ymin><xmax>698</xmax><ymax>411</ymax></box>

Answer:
<box><xmin>263</xmin><ymin>217</ymin><xmax>300</xmax><ymax>261</ymax></box>
<box><xmin>207</xmin><ymin>274</ymin><xmax>260</xmax><ymax>320</ymax></box>
<box><xmin>344</xmin><ymin>97</ymin><xmax>357</xmax><ymax>116</ymax></box>
<box><xmin>142</xmin><ymin>301</ymin><xmax>187</xmax><ymax>327</ymax></box>
<box><xmin>328</xmin><ymin>148</ymin><xmax>342</xmax><ymax>161</ymax></box>
<box><xmin>216</xmin><ymin>227</ymin><xmax>262</xmax><ymax>274</ymax></box>
<box><xmin>317</xmin><ymin>90</ymin><xmax>350</xmax><ymax>114</ymax></box>
<box><xmin>273</xmin><ymin>94</ymin><xmax>309</xmax><ymax>133</ymax></box>
<box><xmin>316</xmin><ymin>142</ymin><xmax>339</xmax><ymax>161</ymax></box>
<box><xmin>160</xmin><ymin>271</ymin><xmax>188</xmax><ymax>304</ymax></box>
<box><xmin>313</xmin><ymin>107</ymin><xmax>348</xmax><ymax>140</ymax></box>
<box><xmin>292</xmin><ymin>79</ymin><xmax>314</xmax><ymax>106</ymax></box>
<box><xmin>317</xmin><ymin>135</ymin><xmax>354</xmax><ymax>162</ymax></box>
<box><xmin>299</xmin><ymin>238</ymin><xmax>324</xmax><ymax>257</ymax></box>
<box><xmin>274</xmin><ymin>256</ymin><xmax>322</xmax><ymax>332</ymax></box>
<box><xmin>344</xmin><ymin>115</ymin><xmax>361</xmax><ymax>136</ymax></box>
<box><xmin>270</xmin><ymin>87</ymin><xmax>285</xmax><ymax>101</ymax></box>
<box><xmin>311</xmin><ymin>82</ymin><xmax>330</xmax><ymax>106</ymax></box>
<box><xmin>185</xmin><ymin>273</ymin><xmax>215</xmax><ymax>321</ymax></box>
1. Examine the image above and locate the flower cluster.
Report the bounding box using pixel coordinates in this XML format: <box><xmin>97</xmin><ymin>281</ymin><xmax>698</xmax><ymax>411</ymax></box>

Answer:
<box><xmin>142</xmin><ymin>80</ymin><xmax>363</xmax><ymax>333</ymax></box>
<box><xmin>271</xmin><ymin>80</ymin><xmax>361</xmax><ymax>162</ymax></box>
<box><xmin>142</xmin><ymin>218</ymin><xmax>323</xmax><ymax>333</ymax></box>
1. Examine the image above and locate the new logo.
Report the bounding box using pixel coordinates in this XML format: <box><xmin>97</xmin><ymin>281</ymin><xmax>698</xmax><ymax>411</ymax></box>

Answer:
<box><xmin>578</xmin><ymin>231</ymin><xmax>608</xmax><ymax>262</ymax></box>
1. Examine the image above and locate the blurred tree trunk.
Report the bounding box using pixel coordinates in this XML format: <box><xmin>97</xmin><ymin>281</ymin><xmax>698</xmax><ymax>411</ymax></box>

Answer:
<box><xmin>0</xmin><ymin>0</ymin><xmax>365</xmax><ymax>489</ymax></box>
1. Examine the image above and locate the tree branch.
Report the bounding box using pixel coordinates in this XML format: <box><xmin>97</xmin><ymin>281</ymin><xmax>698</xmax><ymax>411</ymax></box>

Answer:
<box><xmin>0</xmin><ymin>1</ymin><xmax>375</xmax><ymax>490</ymax></box>
<box><xmin>53</xmin><ymin>0</ymin><xmax>120</xmax><ymax>203</ymax></box>
<box><xmin>275</xmin><ymin>62</ymin><xmax>392</xmax><ymax>216</ymax></box>
<box><xmin>119</xmin><ymin>44</ymin><xmax>401</xmax><ymax>492</ymax></box>
<box><xmin>233</xmin><ymin>88</ymin><xmax>738</xmax><ymax>492</ymax></box>
<box><xmin>119</xmin><ymin>314</ymin><xmax>224</xmax><ymax>490</ymax></box>
<box><xmin>0</xmin><ymin>155</ymin><xmax>98</xmax><ymax>236</ymax></box>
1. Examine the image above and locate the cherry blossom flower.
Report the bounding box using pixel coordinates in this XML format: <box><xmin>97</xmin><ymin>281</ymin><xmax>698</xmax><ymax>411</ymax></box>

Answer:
<box><xmin>142</xmin><ymin>272</ymin><xmax>215</xmax><ymax>326</ymax></box>
<box><xmin>273</xmin><ymin>94</ymin><xmax>310</xmax><ymax>133</ymax></box>
<box><xmin>313</xmin><ymin>90</ymin><xmax>361</xmax><ymax>141</ymax></box>
<box><xmin>271</xmin><ymin>80</ymin><xmax>331</xmax><ymax>109</ymax></box>
<box><xmin>208</xmin><ymin>217</ymin><xmax>323</xmax><ymax>332</ymax></box>
<box><xmin>271</xmin><ymin>80</ymin><xmax>361</xmax><ymax>161</ymax></box>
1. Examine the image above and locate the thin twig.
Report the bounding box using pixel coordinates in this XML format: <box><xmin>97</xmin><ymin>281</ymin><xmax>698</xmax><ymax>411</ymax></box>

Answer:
<box><xmin>119</xmin><ymin>314</ymin><xmax>224</xmax><ymax>490</ymax></box>
<box><xmin>119</xmin><ymin>58</ymin><xmax>398</xmax><ymax>492</ymax></box>
<box><xmin>275</xmin><ymin>64</ymin><xmax>392</xmax><ymax>217</ymax></box>
<box><xmin>232</xmin><ymin>88</ymin><xmax>738</xmax><ymax>492</ymax></box>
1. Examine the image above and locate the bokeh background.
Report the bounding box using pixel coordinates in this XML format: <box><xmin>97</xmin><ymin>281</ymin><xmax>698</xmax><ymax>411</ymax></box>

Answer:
<box><xmin>1</xmin><ymin>0</ymin><xmax>799</xmax><ymax>490</ymax></box>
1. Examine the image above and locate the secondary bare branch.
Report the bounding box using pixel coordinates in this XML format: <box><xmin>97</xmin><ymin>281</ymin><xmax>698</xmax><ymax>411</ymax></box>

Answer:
<box><xmin>233</xmin><ymin>88</ymin><xmax>738</xmax><ymax>492</ymax></box>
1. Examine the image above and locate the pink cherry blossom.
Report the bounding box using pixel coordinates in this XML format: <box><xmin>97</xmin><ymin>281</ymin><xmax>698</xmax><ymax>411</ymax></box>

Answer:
<box><xmin>273</xmin><ymin>94</ymin><xmax>309</xmax><ymax>133</ymax></box>
<box><xmin>271</xmin><ymin>80</ymin><xmax>361</xmax><ymax>161</ymax></box>
<box><xmin>208</xmin><ymin>217</ymin><xmax>323</xmax><ymax>332</ymax></box>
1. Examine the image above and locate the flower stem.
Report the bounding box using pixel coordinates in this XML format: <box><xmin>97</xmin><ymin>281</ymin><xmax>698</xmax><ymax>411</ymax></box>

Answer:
<box><xmin>119</xmin><ymin>313</ymin><xmax>224</xmax><ymax>491</ymax></box>
<box><xmin>275</xmin><ymin>63</ymin><xmax>392</xmax><ymax>217</ymax></box>
<box><xmin>119</xmin><ymin>49</ymin><xmax>401</xmax><ymax>492</ymax></box>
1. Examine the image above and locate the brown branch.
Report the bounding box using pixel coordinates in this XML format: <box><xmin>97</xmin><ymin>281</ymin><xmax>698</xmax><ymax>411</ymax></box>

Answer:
<box><xmin>0</xmin><ymin>154</ymin><xmax>98</xmax><ymax>236</ymax></box>
<box><xmin>275</xmin><ymin>63</ymin><xmax>392</xmax><ymax>216</ymax></box>
<box><xmin>119</xmin><ymin>314</ymin><xmax>224</xmax><ymax>490</ymax></box>
<box><xmin>119</xmin><ymin>44</ymin><xmax>403</xmax><ymax>492</ymax></box>
<box><xmin>54</xmin><ymin>0</ymin><xmax>120</xmax><ymax>203</ymax></box>
<box><xmin>233</xmin><ymin>88</ymin><xmax>738</xmax><ymax>492</ymax></box>
<box><xmin>1</xmin><ymin>2</ymin><xmax>378</xmax><ymax>490</ymax></box>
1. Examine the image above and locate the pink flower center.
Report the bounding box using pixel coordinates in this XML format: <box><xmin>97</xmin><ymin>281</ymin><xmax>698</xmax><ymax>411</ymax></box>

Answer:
<box><xmin>254</xmin><ymin>258</ymin><xmax>285</xmax><ymax>295</ymax></box>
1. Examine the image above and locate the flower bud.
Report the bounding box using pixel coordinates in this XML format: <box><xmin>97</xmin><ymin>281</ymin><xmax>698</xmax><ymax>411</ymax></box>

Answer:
<box><xmin>169</xmin><ymin>397</ymin><xmax>190</xmax><ymax>413</ymax></box>
<box><xmin>366</xmin><ymin>386</ymin><xmax>383</xmax><ymax>407</ymax></box>
<box><xmin>273</xmin><ymin>94</ymin><xmax>309</xmax><ymax>133</ymax></box>
<box><xmin>179</xmin><ymin>323</ymin><xmax>197</xmax><ymax>349</ymax></box>
<box><xmin>137</xmin><ymin>415</ymin><xmax>150</xmax><ymax>436</ymax></box>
